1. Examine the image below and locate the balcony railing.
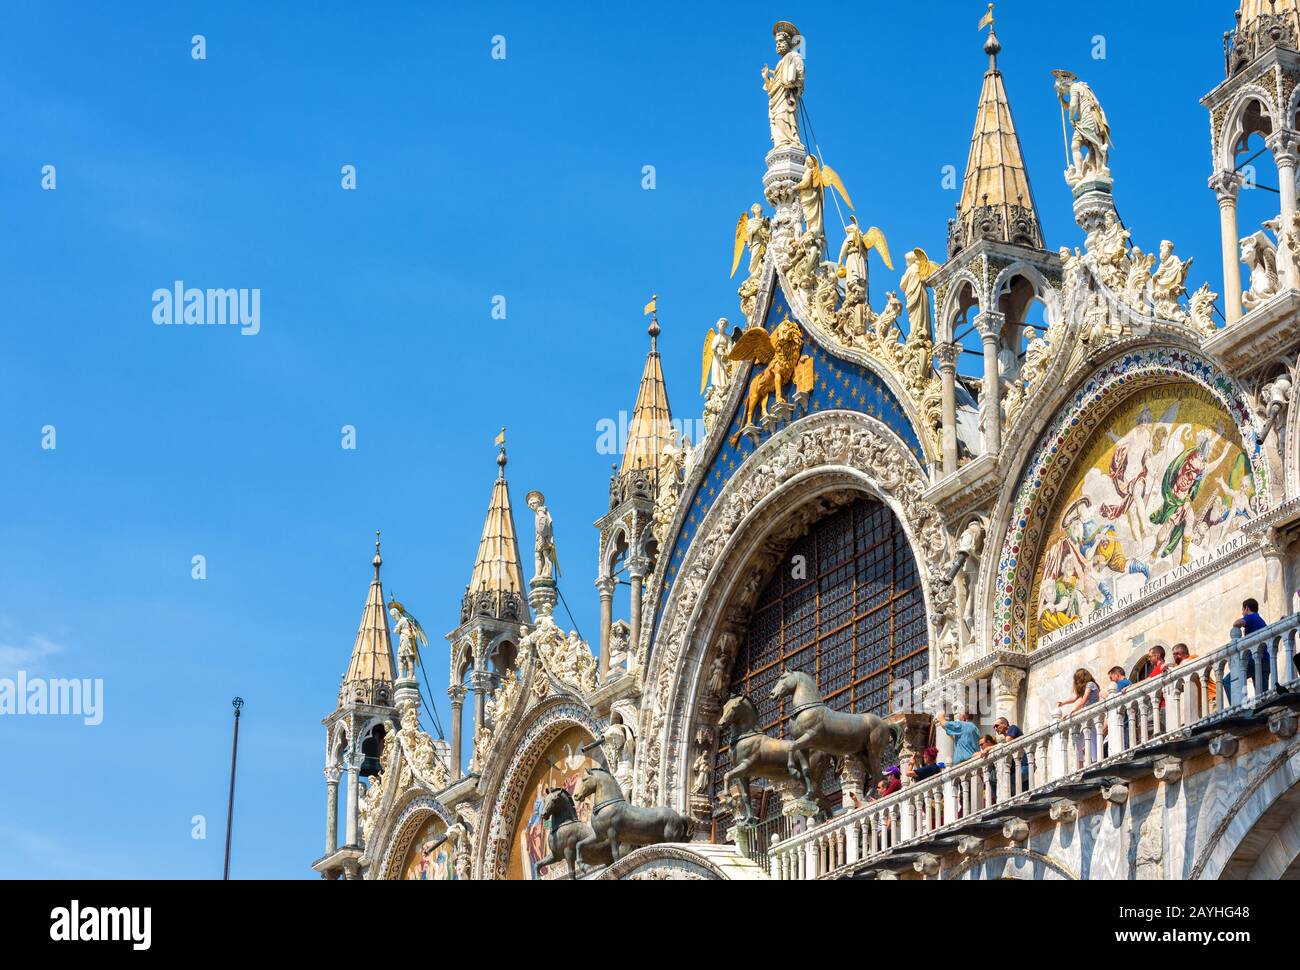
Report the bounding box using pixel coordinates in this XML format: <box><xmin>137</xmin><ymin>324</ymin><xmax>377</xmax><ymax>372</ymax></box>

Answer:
<box><xmin>766</xmin><ymin>613</ymin><xmax>1300</xmax><ymax>880</ymax></box>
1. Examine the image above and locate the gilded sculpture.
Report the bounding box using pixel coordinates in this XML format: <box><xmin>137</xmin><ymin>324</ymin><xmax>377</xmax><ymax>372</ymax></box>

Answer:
<box><xmin>763</xmin><ymin>21</ymin><xmax>804</xmax><ymax>150</ymax></box>
<box><xmin>727</xmin><ymin>317</ymin><xmax>815</xmax><ymax>442</ymax></box>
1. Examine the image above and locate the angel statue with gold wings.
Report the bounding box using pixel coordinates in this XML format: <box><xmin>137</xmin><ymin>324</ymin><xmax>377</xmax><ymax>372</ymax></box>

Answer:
<box><xmin>700</xmin><ymin>318</ymin><xmax>742</xmax><ymax>396</ymax></box>
<box><xmin>795</xmin><ymin>156</ymin><xmax>853</xmax><ymax>240</ymax></box>
<box><xmin>731</xmin><ymin>204</ymin><xmax>771</xmax><ymax>280</ymax></box>
<box><xmin>837</xmin><ymin>217</ymin><xmax>892</xmax><ymax>300</ymax></box>
<box><xmin>388</xmin><ymin>598</ymin><xmax>429</xmax><ymax>681</ymax></box>
<box><xmin>900</xmin><ymin>248</ymin><xmax>944</xmax><ymax>341</ymax></box>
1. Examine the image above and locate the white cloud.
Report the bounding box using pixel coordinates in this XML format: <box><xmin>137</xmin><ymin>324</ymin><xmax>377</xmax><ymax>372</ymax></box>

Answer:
<box><xmin>0</xmin><ymin>635</ymin><xmax>65</xmax><ymax>678</ymax></box>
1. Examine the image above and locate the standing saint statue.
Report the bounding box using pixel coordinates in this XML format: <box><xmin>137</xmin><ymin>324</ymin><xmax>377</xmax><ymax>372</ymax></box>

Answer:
<box><xmin>388</xmin><ymin>598</ymin><xmax>429</xmax><ymax>680</ymax></box>
<box><xmin>762</xmin><ymin>21</ymin><xmax>805</xmax><ymax>151</ymax></box>
<box><xmin>1053</xmin><ymin>71</ymin><xmax>1111</xmax><ymax>184</ymax></box>
<box><xmin>1150</xmin><ymin>240</ymin><xmax>1193</xmax><ymax>319</ymax></box>
<box><xmin>900</xmin><ymin>248</ymin><xmax>942</xmax><ymax>342</ymax></box>
<box><xmin>526</xmin><ymin>490</ymin><xmax>560</xmax><ymax>580</ymax></box>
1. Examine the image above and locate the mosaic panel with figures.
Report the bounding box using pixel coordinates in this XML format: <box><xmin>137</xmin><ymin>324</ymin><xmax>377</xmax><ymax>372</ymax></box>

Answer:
<box><xmin>711</xmin><ymin>497</ymin><xmax>926</xmax><ymax>824</ymax></box>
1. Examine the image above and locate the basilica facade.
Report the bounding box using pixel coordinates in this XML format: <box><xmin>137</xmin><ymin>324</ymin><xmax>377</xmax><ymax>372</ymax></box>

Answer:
<box><xmin>312</xmin><ymin>5</ymin><xmax>1300</xmax><ymax>881</ymax></box>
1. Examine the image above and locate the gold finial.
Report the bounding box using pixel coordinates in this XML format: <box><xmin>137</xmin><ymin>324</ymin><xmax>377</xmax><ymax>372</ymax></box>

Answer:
<box><xmin>644</xmin><ymin>294</ymin><xmax>660</xmax><ymax>342</ymax></box>
<box><xmin>373</xmin><ymin>530</ymin><xmax>382</xmax><ymax>575</ymax></box>
<box><xmin>496</xmin><ymin>427</ymin><xmax>508</xmax><ymax>477</ymax></box>
<box><xmin>979</xmin><ymin>3</ymin><xmax>995</xmax><ymax>31</ymax></box>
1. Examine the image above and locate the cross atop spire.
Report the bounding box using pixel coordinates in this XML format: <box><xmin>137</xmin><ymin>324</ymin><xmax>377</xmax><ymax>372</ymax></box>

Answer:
<box><xmin>340</xmin><ymin>531</ymin><xmax>396</xmax><ymax>707</ymax></box>
<box><xmin>948</xmin><ymin>17</ymin><xmax>1045</xmax><ymax>257</ymax></box>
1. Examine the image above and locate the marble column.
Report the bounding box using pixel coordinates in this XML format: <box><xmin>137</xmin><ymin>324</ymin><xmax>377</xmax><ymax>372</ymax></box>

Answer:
<box><xmin>977</xmin><ymin>312</ymin><xmax>1004</xmax><ymax>454</ymax></box>
<box><xmin>471</xmin><ymin>669</ymin><xmax>490</xmax><ymax>735</ymax></box>
<box><xmin>1210</xmin><ymin>171</ymin><xmax>1244</xmax><ymax>323</ymax></box>
<box><xmin>596</xmin><ymin>576</ymin><xmax>616</xmax><ymax>682</ymax></box>
<box><xmin>990</xmin><ymin>666</ymin><xmax>1026</xmax><ymax>725</ymax></box>
<box><xmin>344</xmin><ymin>756</ymin><xmax>360</xmax><ymax>847</ymax></box>
<box><xmin>324</xmin><ymin>766</ymin><xmax>341</xmax><ymax>855</ymax></box>
<box><xmin>448</xmin><ymin>685</ymin><xmax>466</xmax><ymax>779</ymax></box>
<box><xmin>628</xmin><ymin>555</ymin><xmax>650</xmax><ymax>659</ymax></box>
<box><xmin>1260</xmin><ymin>528</ymin><xmax>1289</xmax><ymax>619</ymax></box>
<box><xmin>1271</xmin><ymin>129</ymin><xmax>1300</xmax><ymax>290</ymax></box>
<box><xmin>937</xmin><ymin>341</ymin><xmax>959</xmax><ymax>475</ymax></box>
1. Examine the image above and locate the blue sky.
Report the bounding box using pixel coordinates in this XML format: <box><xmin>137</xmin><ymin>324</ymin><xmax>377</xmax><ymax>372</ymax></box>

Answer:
<box><xmin>0</xmin><ymin>1</ymin><xmax>1251</xmax><ymax>877</ymax></box>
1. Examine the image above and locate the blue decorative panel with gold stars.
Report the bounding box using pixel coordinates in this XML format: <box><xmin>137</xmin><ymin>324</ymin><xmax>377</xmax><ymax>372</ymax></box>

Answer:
<box><xmin>651</xmin><ymin>284</ymin><xmax>922</xmax><ymax>633</ymax></box>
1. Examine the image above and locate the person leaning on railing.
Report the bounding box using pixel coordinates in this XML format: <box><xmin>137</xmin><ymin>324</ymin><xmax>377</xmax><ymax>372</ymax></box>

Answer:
<box><xmin>1222</xmin><ymin>598</ymin><xmax>1269</xmax><ymax>704</ymax></box>
<box><xmin>1057</xmin><ymin>669</ymin><xmax>1102</xmax><ymax>767</ymax></box>
<box><xmin>1171</xmin><ymin>642</ymin><xmax>1216</xmax><ymax>717</ymax></box>
<box><xmin>939</xmin><ymin>710</ymin><xmax>981</xmax><ymax>765</ymax></box>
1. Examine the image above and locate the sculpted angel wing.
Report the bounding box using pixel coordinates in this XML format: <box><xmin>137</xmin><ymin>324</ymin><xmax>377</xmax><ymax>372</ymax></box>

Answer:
<box><xmin>701</xmin><ymin>331</ymin><xmax>716</xmax><ymax>395</ymax></box>
<box><xmin>728</xmin><ymin>326</ymin><xmax>777</xmax><ymax>365</ymax></box>
<box><xmin>914</xmin><ymin>248</ymin><xmax>943</xmax><ymax>282</ymax></box>
<box><xmin>730</xmin><ymin>213</ymin><xmax>748</xmax><ymax>279</ymax></box>
<box><xmin>818</xmin><ymin>164</ymin><xmax>854</xmax><ymax>211</ymax></box>
<box><xmin>862</xmin><ymin>226</ymin><xmax>894</xmax><ymax>271</ymax></box>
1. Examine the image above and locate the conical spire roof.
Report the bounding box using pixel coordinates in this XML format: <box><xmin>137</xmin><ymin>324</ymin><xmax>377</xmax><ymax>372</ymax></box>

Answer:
<box><xmin>1230</xmin><ymin>1</ymin><xmax>1300</xmax><ymax>74</ymax></box>
<box><xmin>618</xmin><ymin>314</ymin><xmax>675</xmax><ymax>488</ymax></box>
<box><xmin>462</xmin><ymin>443</ymin><xmax>530</xmax><ymax>623</ymax></box>
<box><xmin>341</xmin><ymin>532</ymin><xmax>396</xmax><ymax>706</ymax></box>
<box><xmin>1239</xmin><ymin>0</ymin><xmax>1300</xmax><ymax>31</ymax></box>
<box><xmin>950</xmin><ymin>25</ymin><xmax>1044</xmax><ymax>256</ymax></box>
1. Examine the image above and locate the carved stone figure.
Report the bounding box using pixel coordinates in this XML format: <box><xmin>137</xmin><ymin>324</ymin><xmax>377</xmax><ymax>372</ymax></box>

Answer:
<box><xmin>1124</xmin><ymin>246</ymin><xmax>1156</xmax><ymax>306</ymax></box>
<box><xmin>603</xmin><ymin>718</ymin><xmax>637</xmax><ymax>792</ymax></box>
<box><xmin>1054</xmin><ymin>71</ymin><xmax>1112</xmax><ymax>185</ymax></box>
<box><xmin>937</xmin><ymin>619</ymin><xmax>961</xmax><ymax>673</ymax></box>
<box><xmin>900</xmin><ymin>248</ymin><xmax>942</xmax><ymax>342</ymax></box>
<box><xmin>1190</xmin><ymin>283</ymin><xmax>1220</xmax><ymax>337</ymax></box>
<box><xmin>526</xmin><ymin>491</ymin><xmax>559</xmax><ymax>580</ymax></box>
<box><xmin>732</xmin><ymin>204</ymin><xmax>771</xmax><ymax>280</ymax></box>
<box><xmin>1150</xmin><ymin>240</ymin><xmax>1193</xmax><ymax>319</ymax></box>
<box><xmin>762</xmin><ymin>22</ymin><xmax>804</xmax><ymax>150</ymax></box>
<box><xmin>606</xmin><ymin>620</ymin><xmax>631</xmax><ymax>680</ymax></box>
<box><xmin>1021</xmin><ymin>326</ymin><xmax>1052</xmax><ymax>392</ymax></box>
<box><xmin>388</xmin><ymin>599</ymin><xmax>428</xmax><ymax>681</ymax></box>
<box><xmin>691</xmin><ymin>748</ymin><xmax>712</xmax><ymax>796</ymax></box>
<box><xmin>946</xmin><ymin>519</ymin><xmax>984</xmax><ymax>637</ymax></box>
<box><xmin>1242</xmin><ymin>230</ymin><xmax>1281</xmax><ymax>312</ymax></box>
<box><xmin>700</xmin><ymin>319</ymin><xmax>736</xmax><ymax>400</ymax></box>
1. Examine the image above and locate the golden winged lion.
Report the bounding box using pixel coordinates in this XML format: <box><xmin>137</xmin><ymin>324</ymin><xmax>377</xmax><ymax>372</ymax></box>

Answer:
<box><xmin>727</xmin><ymin>317</ymin><xmax>815</xmax><ymax>445</ymax></box>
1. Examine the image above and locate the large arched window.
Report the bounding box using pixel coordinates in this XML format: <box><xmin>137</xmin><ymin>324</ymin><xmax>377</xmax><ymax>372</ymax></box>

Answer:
<box><xmin>711</xmin><ymin>496</ymin><xmax>927</xmax><ymax>829</ymax></box>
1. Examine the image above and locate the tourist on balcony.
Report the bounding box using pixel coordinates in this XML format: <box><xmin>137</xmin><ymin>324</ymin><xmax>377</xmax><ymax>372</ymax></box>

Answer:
<box><xmin>1172</xmin><ymin>642</ymin><xmax>1216</xmax><ymax>716</ymax></box>
<box><xmin>939</xmin><ymin>710</ymin><xmax>981</xmax><ymax>764</ymax></box>
<box><xmin>994</xmin><ymin>717</ymin><xmax>1022</xmax><ymax>742</ymax></box>
<box><xmin>1142</xmin><ymin>645</ymin><xmax>1168</xmax><ymax>680</ymax></box>
<box><xmin>908</xmin><ymin>747</ymin><xmax>943</xmax><ymax>783</ymax></box>
<box><xmin>1057</xmin><ymin>668</ymin><xmax>1102</xmax><ymax>766</ymax></box>
<box><xmin>880</xmin><ymin>766</ymin><xmax>902</xmax><ymax>797</ymax></box>
<box><xmin>1106</xmin><ymin>666</ymin><xmax>1131</xmax><ymax>693</ymax></box>
<box><xmin>1224</xmin><ymin>599</ymin><xmax>1270</xmax><ymax>703</ymax></box>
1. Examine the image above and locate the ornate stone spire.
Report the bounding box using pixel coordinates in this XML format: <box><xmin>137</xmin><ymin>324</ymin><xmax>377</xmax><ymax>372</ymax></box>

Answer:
<box><xmin>948</xmin><ymin>23</ymin><xmax>1044</xmax><ymax>257</ymax></box>
<box><xmin>341</xmin><ymin>532</ymin><xmax>396</xmax><ymax>707</ymax></box>
<box><xmin>1228</xmin><ymin>1</ymin><xmax>1300</xmax><ymax>74</ymax></box>
<box><xmin>460</xmin><ymin>442</ymin><xmax>529</xmax><ymax>625</ymax></box>
<box><xmin>617</xmin><ymin>309</ymin><xmax>675</xmax><ymax>496</ymax></box>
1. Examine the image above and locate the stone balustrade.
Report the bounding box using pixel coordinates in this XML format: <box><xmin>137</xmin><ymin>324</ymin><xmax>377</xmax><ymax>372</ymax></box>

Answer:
<box><xmin>766</xmin><ymin>614</ymin><xmax>1300</xmax><ymax>880</ymax></box>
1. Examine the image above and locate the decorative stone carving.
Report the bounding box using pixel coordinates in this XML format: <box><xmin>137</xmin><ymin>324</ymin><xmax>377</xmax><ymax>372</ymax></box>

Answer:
<box><xmin>519</xmin><ymin>614</ymin><xmax>598</xmax><ymax>696</ymax></box>
<box><xmin>1208</xmin><ymin>733</ymin><xmax>1240</xmax><ymax>759</ymax></box>
<box><xmin>396</xmin><ymin>705</ymin><xmax>449</xmax><ymax>792</ymax></box>
<box><xmin>1153</xmin><ymin>757</ymin><xmax>1184</xmax><ymax>783</ymax></box>
<box><xmin>1100</xmin><ymin>782</ymin><xmax>1129</xmax><ymax>805</ymax></box>
<box><xmin>1268</xmin><ymin>711</ymin><xmax>1298</xmax><ymax>739</ymax></box>
<box><xmin>1242</xmin><ymin>231</ymin><xmax>1280</xmax><ymax>313</ymax></box>
<box><xmin>1002</xmin><ymin>818</ymin><xmax>1030</xmax><ymax>843</ymax></box>
<box><xmin>914</xmin><ymin>853</ymin><xmax>941</xmax><ymax>877</ymax></box>
<box><xmin>1049</xmin><ymin>799</ymin><xmax>1078</xmax><ymax>823</ymax></box>
<box><xmin>959</xmin><ymin>834</ymin><xmax>987</xmax><ymax>855</ymax></box>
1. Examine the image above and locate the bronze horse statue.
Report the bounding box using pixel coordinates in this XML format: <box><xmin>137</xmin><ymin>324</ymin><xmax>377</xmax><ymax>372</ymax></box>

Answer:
<box><xmin>718</xmin><ymin>695</ymin><xmax>832</xmax><ymax>823</ymax></box>
<box><xmin>770</xmin><ymin>670</ymin><xmax>901</xmax><ymax>793</ymax></box>
<box><xmin>573</xmin><ymin>766</ymin><xmax>693</xmax><ymax>865</ymax></box>
<box><xmin>535</xmin><ymin>787</ymin><xmax>615</xmax><ymax>880</ymax></box>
